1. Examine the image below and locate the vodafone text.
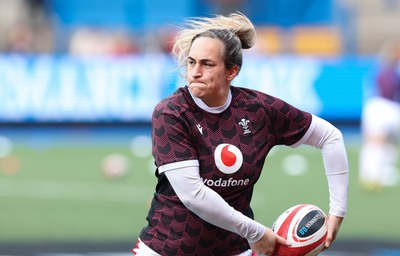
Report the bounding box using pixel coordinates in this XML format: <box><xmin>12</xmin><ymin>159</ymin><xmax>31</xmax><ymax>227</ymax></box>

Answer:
<box><xmin>202</xmin><ymin>177</ymin><xmax>250</xmax><ymax>187</ymax></box>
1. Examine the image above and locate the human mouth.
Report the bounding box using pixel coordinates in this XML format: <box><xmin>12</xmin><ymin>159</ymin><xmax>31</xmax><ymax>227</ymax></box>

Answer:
<box><xmin>189</xmin><ymin>81</ymin><xmax>204</xmax><ymax>87</ymax></box>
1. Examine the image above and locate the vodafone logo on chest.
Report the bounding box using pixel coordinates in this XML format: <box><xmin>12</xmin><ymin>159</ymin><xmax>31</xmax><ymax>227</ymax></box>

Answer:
<box><xmin>214</xmin><ymin>143</ymin><xmax>243</xmax><ymax>174</ymax></box>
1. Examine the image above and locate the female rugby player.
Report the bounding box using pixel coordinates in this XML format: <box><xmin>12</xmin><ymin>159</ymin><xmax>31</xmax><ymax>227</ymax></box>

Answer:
<box><xmin>134</xmin><ymin>12</ymin><xmax>349</xmax><ymax>256</ymax></box>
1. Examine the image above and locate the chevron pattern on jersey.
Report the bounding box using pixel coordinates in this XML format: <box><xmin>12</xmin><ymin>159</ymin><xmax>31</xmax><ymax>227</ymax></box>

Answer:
<box><xmin>140</xmin><ymin>86</ymin><xmax>312</xmax><ymax>255</ymax></box>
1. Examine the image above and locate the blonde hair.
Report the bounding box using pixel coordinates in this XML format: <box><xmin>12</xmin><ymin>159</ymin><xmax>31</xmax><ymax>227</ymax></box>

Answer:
<box><xmin>172</xmin><ymin>12</ymin><xmax>256</xmax><ymax>72</ymax></box>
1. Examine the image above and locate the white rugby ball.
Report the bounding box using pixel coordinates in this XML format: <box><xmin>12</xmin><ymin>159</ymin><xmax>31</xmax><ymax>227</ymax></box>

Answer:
<box><xmin>101</xmin><ymin>153</ymin><xmax>129</xmax><ymax>179</ymax></box>
<box><xmin>272</xmin><ymin>204</ymin><xmax>328</xmax><ymax>256</ymax></box>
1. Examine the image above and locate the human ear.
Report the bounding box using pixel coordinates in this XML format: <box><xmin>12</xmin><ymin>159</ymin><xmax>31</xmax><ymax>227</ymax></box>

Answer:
<box><xmin>227</xmin><ymin>65</ymin><xmax>239</xmax><ymax>81</ymax></box>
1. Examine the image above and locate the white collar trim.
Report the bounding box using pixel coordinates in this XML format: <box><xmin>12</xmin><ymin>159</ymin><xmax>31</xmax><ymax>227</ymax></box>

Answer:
<box><xmin>189</xmin><ymin>87</ymin><xmax>232</xmax><ymax>114</ymax></box>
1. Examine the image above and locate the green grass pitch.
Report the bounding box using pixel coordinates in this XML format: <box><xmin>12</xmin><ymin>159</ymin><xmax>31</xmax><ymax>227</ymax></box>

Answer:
<box><xmin>0</xmin><ymin>129</ymin><xmax>399</xmax><ymax>244</ymax></box>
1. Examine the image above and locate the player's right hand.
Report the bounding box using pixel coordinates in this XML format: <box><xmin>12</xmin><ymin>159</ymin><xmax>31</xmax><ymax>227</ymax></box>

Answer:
<box><xmin>249</xmin><ymin>227</ymin><xmax>291</xmax><ymax>256</ymax></box>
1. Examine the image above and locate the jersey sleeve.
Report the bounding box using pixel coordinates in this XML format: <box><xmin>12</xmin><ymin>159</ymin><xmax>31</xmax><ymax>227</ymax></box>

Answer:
<box><xmin>164</xmin><ymin>165</ymin><xmax>266</xmax><ymax>243</ymax></box>
<box><xmin>152</xmin><ymin>99</ymin><xmax>197</xmax><ymax>168</ymax></box>
<box><xmin>299</xmin><ymin>115</ymin><xmax>349</xmax><ymax>216</ymax></box>
<box><xmin>266</xmin><ymin>96</ymin><xmax>312</xmax><ymax>146</ymax></box>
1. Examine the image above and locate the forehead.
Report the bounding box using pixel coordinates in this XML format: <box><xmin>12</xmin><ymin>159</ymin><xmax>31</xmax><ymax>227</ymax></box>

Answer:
<box><xmin>189</xmin><ymin>37</ymin><xmax>224</xmax><ymax>61</ymax></box>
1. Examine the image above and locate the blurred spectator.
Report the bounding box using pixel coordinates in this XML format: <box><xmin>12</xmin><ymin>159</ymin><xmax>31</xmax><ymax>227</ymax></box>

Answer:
<box><xmin>0</xmin><ymin>0</ymin><xmax>30</xmax><ymax>51</ymax></box>
<box><xmin>359</xmin><ymin>39</ymin><xmax>400</xmax><ymax>190</ymax></box>
<box><xmin>69</xmin><ymin>28</ymin><xmax>138</xmax><ymax>57</ymax></box>
<box><xmin>4</xmin><ymin>22</ymin><xmax>34</xmax><ymax>53</ymax></box>
<box><xmin>158</xmin><ymin>27</ymin><xmax>178</xmax><ymax>54</ymax></box>
<box><xmin>0</xmin><ymin>0</ymin><xmax>52</xmax><ymax>54</ymax></box>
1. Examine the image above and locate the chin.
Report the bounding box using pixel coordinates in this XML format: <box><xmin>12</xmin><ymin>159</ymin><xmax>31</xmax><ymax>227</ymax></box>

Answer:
<box><xmin>189</xmin><ymin>86</ymin><xmax>202</xmax><ymax>97</ymax></box>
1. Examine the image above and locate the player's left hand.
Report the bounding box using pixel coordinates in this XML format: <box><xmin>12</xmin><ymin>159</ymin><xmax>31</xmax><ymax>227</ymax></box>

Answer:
<box><xmin>323</xmin><ymin>214</ymin><xmax>344</xmax><ymax>250</ymax></box>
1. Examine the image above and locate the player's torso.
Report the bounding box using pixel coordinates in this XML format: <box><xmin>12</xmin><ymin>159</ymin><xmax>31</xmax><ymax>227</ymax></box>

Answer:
<box><xmin>141</xmin><ymin>86</ymin><xmax>311</xmax><ymax>255</ymax></box>
<box><xmin>182</xmin><ymin>93</ymin><xmax>272</xmax><ymax>204</ymax></box>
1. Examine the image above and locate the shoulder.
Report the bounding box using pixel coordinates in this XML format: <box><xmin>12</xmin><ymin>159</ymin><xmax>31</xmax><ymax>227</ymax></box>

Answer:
<box><xmin>231</xmin><ymin>85</ymin><xmax>282</xmax><ymax>107</ymax></box>
<box><xmin>232</xmin><ymin>85</ymin><xmax>266</xmax><ymax>100</ymax></box>
<box><xmin>153</xmin><ymin>86</ymin><xmax>195</xmax><ymax>119</ymax></box>
<box><xmin>155</xmin><ymin>87</ymin><xmax>191</xmax><ymax>111</ymax></box>
<box><xmin>231</xmin><ymin>85</ymin><xmax>311</xmax><ymax>121</ymax></box>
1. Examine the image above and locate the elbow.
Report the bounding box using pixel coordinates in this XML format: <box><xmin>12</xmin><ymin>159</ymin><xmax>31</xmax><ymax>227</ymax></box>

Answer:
<box><xmin>179</xmin><ymin>195</ymin><xmax>193</xmax><ymax>208</ymax></box>
<box><xmin>332</xmin><ymin>127</ymin><xmax>344</xmax><ymax>144</ymax></box>
<box><xmin>175</xmin><ymin>187</ymin><xmax>199</xmax><ymax>209</ymax></box>
<box><xmin>178</xmin><ymin>185</ymin><xmax>205</xmax><ymax>211</ymax></box>
<box><xmin>325</xmin><ymin>126</ymin><xmax>344</xmax><ymax>146</ymax></box>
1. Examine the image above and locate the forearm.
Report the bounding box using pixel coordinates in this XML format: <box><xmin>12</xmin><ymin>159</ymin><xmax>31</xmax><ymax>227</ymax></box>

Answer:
<box><xmin>164</xmin><ymin>166</ymin><xmax>265</xmax><ymax>243</ymax></box>
<box><xmin>297</xmin><ymin>115</ymin><xmax>349</xmax><ymax>216</ymax></box>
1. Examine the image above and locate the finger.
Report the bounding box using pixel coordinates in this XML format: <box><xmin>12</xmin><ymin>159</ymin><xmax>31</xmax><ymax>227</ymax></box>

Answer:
<box><xmin>324</xmin><ymin>231</ymin><xmax>334</xmax><ymax>249</ymax></box>
<box><xmin>324</xmin><ymin>238</ymin><xmax>332</xmax><ymax>248</ymax></box>
<box><xmin>276</xmin><ymin>235</ymin><xmax>291</xmax><ymax>246</ymax></box>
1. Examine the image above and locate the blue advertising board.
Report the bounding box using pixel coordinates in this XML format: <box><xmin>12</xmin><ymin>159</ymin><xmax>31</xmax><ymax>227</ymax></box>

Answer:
<box><xmin>0</xmin><ymin>54</ymin><xmax>375</xmax><ymax>123</ymax></box>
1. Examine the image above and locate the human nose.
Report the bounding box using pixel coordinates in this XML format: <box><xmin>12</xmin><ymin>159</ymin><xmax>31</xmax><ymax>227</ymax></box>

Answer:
<box><xmin>190</xmin><ymin>63</ymin><xmax>202</xmax><ymax>78</ymax></box>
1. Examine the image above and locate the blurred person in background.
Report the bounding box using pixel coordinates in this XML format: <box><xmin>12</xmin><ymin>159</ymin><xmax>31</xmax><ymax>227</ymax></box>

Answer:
<box><xmin>359</xmin><ymin>39</ymin><xmax>400</xmax><ymax>190</ymax></box>
<box><xmin>69</xmin><ymin>28</ymin><xmax>138</xmax><ymax>57</ymax></box>
<box><xmin>134</xmin><ymin>12</ymin><xmax>349</xmax><ymax>256</ymax></box>
<box><xmin>0</xmin><ymin>0</ymin><xmax>30</xmax><ymax>52</ymax></box>
<box><xmin>0</xmin><ymin>0</ymin><xmax>52</xmax><ymax>54</ymax></box>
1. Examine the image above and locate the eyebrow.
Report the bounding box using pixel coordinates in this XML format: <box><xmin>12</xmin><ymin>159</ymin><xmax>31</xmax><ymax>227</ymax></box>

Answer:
<box><xmin>187</xmin><ymin>56</ymin><xmax>215</xmax><ymax>63</ymax></box>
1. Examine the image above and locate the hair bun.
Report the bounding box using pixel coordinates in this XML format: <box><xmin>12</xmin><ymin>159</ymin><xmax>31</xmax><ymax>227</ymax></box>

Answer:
<box><xmin>228</xmin><ymin>12</ymin><xmax>256</xmax><ymax>49</ymax></box>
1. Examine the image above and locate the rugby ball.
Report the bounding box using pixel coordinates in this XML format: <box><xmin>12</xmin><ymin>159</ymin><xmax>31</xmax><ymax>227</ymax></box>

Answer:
<box><xmin>272</xmin><ymin>204</ymin><xmax>328</xmax><ymax>256</ymax></box>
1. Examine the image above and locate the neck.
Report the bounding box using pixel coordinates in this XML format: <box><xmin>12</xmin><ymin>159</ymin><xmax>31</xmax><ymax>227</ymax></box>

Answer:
<box><xmin>189</xmin><ymin>87</ymin><xmax>232</xmax><ymax>114</ymax></box>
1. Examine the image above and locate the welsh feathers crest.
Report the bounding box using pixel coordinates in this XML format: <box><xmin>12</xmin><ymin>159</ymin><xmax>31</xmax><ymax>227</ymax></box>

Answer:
<box><xmin>238</xmin><ymin>118</ymin><xmax>251</xmax><ymax>134</ymax></box>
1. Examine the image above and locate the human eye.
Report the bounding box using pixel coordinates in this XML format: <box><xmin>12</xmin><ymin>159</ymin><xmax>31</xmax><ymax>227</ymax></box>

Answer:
<box><xmin>187</xmin><ymin>59</ymin><xmax>195</xmax><ymax>66</ymax></box>
<box><xmin>203</xmin><ymin>61</ymin><xmax>214</xmax><ymax>67</ymax></box>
